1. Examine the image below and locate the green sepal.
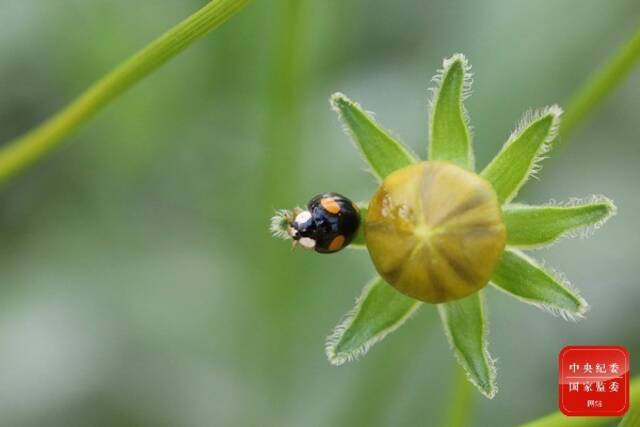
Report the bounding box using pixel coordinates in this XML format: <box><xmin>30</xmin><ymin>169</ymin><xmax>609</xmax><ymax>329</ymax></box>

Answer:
<box><xmin>503</xmin><ymin>196</ymin><xmax>616</xmax><ymax>248</ymax></box>
<box><xmin>331</xmin><ymin>93</ymin><xmax>417</xmax><ymax>182</ymax></box>
<box><xmin>349</xmin><ymin>201</ymin><xmax>368</xmax><ymax>249</ymax></box>
<box><xmin>490</xmin><ymin>249</ymin><xmax>588</xmax><ymax>320</ymax></box>
<box><xmin>481</xmin><ymin>107</ymin><xmax>562</xmax><ymax>204</ymax></box>
<box><xmin>326</xmin><ymin>276</ymin><xmax>421</xmax><ymax>365</ymax></box>
<box><xmin>438</xmin><ymin>291</ymin><xmax>497</xmax><ymax>399</ymax></box>
<box><xmin>428</xmin><ymin>54</ymin><xmax>474</xmax><ymax>170</ymax></box>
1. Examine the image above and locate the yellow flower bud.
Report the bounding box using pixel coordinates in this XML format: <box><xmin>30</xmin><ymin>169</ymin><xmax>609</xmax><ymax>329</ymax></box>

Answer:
<box><xmin>365</xmin><ymin>161</ymin><xmax>506</xmax><ymax>303</ymax></box>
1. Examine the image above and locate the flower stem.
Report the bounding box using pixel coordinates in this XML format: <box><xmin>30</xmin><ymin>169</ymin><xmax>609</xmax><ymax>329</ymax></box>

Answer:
<box><xmin>0</xmin><ymin>0</ymin><xmax>249</xmax><ymax>185</ymax></box>
<box><xmin>519</xmin><ymin>376</ymin><xmax>640</xmax><ymax>427</ymax></box>
<box><xmin>560</xmin><ymin>24</ymin><xmax>640</xmax><ymax>140</ymax></box>
<box><xmin>441</xmin><ymin>365</ymin><xmax>475</xmax><ymax>427</ymax></box>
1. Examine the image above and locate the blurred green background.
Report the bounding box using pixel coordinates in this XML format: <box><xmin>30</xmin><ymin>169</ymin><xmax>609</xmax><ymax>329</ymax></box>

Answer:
<box><xmin>1</xmin><ymin>1</ymin><xmax>639</xmax><ymax>426</ymax></box>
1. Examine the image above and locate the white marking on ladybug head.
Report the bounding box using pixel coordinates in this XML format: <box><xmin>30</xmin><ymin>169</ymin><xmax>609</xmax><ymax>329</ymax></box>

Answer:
<box><xmin>299</xmin><ymin>237</ymin><xmax>316</xmax><ymax>249</ymax></box>
<box><xmin>295</xmin><ymin>210</ymin><xmax>312</xmax><ymax>225</ymax></box>
<box><xmin>287</xmin><ymin>225</ymin><xmax>299</xmax><ymax>239</ymax></box>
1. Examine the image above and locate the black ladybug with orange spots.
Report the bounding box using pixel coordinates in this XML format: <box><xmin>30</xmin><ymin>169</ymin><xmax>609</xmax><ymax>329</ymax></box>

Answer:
<box><xmin>287</xmin><ymin>192</ymin><xmax>360</xmax><ymax>253</ymax></box>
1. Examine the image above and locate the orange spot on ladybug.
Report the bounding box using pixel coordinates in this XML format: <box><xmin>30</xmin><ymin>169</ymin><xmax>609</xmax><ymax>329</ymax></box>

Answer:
<box><xmin>321</xmin><ymin>198</ymin><xmax>341</xmax><ymax>214</ymax></box>
<box><xmin>329</xmin><ymin>235</ymin><xmax>345</xmax><ymax>252</ymax></box>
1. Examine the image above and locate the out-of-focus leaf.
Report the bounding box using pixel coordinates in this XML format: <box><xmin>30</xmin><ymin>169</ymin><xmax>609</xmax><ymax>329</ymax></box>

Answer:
<box><xmin>428</xmin><ymin>53</ymin><xmax>474</xmax><ymax>170</ymax></box>
<box><xmin>503</xmin><ymin>197</ymin><xmax>616</xmax><ymax>248</ymax></box>
<box><xmin>331</xmin><ymin>93</ymin><xmax>417</xmax><ymax>181</ymax></box>
<box><xmin>326</xmin><ymin>276</ymin><xmax>420</xmax><ymax>365</ymax></box>
<box><xmin>438</xmin><ymin>291</ymin><xmax>497</xmax><ymax>398</ymax></box>
<box><xmin>481</xmin><ymin>107</ymin><xmax>562</xmax><ymax>204</ymax></box>
<box><xmin>490</xmin><ymin>249</ymin><xmax>588</xmax><ymax>320</ymax></box>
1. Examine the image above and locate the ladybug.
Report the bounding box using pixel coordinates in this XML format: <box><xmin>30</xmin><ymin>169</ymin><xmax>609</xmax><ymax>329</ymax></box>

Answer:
<box><xmin>287</xmin><ymin>193</ymin><xmax>360</xmax><ymax>253</ymax></box>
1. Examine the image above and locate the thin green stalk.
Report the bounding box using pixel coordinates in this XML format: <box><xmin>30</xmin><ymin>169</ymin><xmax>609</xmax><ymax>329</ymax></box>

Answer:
<box><xmin>0</xmin><ymin>0</ymin><xmax>249</xmax><ymax>185</ymax></box>
<box><xmin>441</xmin><ymin>365</ymin><xmax>475</xmax><ymax>427</ymax></box>
<box><xmin>519</xmin><ymin>377</ymin><xmax>640</xmax><ymax>427</ymax></box>
<box><xmin>560</xmin><ymin>24</ymin><xmax>640</xmax><ymax>140</ymax></box>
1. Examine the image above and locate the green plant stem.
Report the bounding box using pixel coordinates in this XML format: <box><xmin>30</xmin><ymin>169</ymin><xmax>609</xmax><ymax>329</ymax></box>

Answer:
<box><xmin>0</xmin><ymin>0</ymin><xmax>249</xmax><ymax>185</ymax></box>
<box><xmin>519</xmin><ymin>377</ymin><xmax>640</xmax><ymax>427</ymax></box>
<box><xmin>441</xmin><ymin>365</ymin><xmax>475</xmax><ymax>427</ymax></box>
<box><xmin>560</xmin><ymin>24</ymin><xmax>640</xmax><ymax>140</ymax></box>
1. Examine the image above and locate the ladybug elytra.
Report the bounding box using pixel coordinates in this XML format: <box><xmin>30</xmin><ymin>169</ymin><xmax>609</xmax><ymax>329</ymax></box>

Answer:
<box><xmin>287</xmin><ymin>192</ymin><xmax>360</xmax><ymax>253</ymax></box>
